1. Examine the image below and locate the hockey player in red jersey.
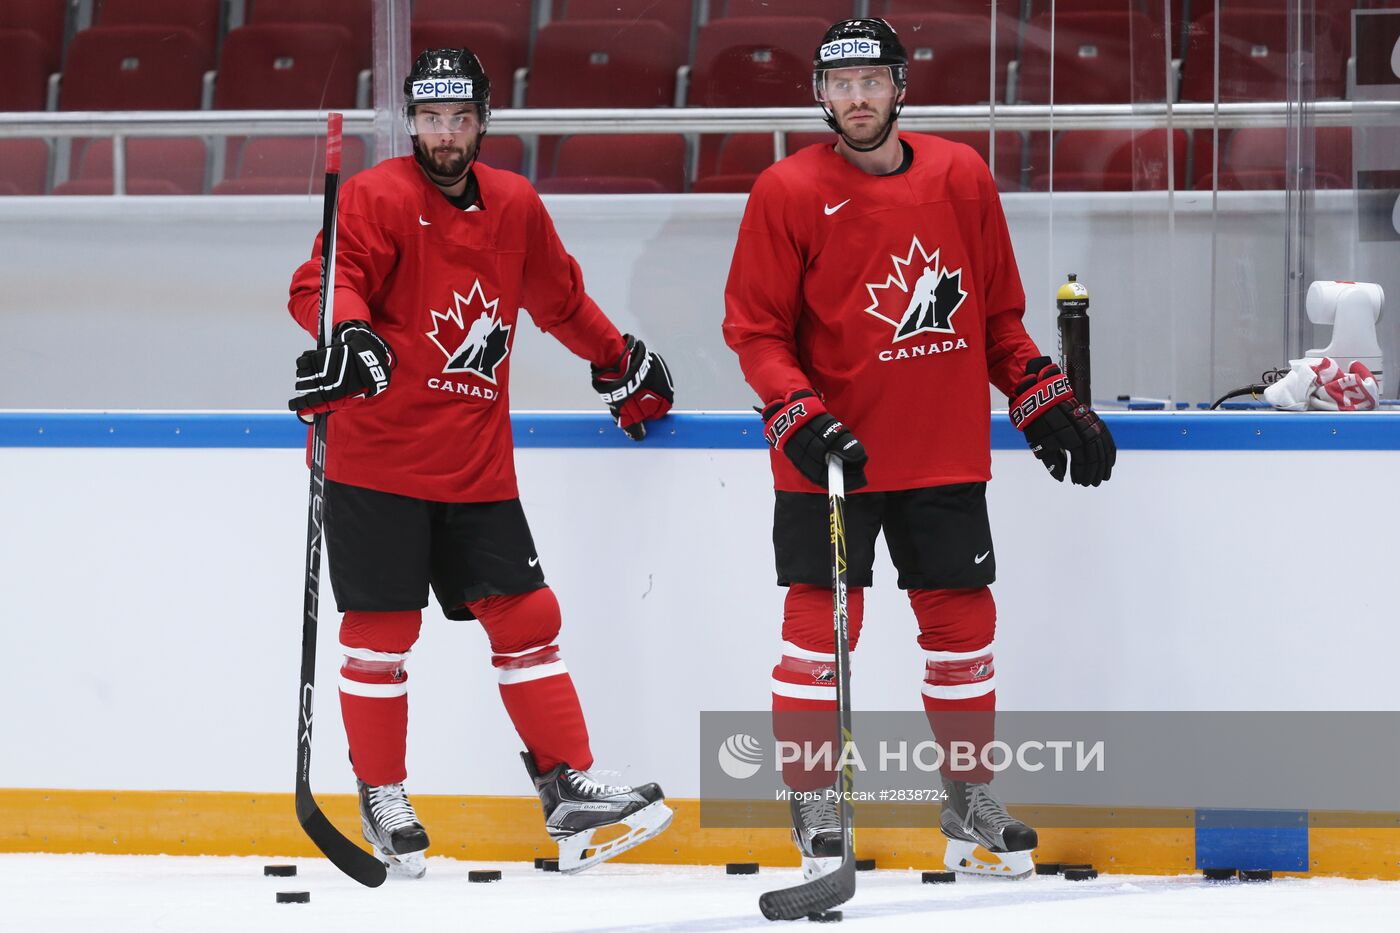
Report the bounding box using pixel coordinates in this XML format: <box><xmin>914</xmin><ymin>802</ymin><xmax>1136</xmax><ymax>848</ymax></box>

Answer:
<box><xmin>723</xmin><ymin>19</ymin><xmax>1116</xmax><ymax>880</ymax></box>
<box><xmin>286</xmin><ymin>48</ymin><xmax>675</xmax><ymax>878</ymax></box>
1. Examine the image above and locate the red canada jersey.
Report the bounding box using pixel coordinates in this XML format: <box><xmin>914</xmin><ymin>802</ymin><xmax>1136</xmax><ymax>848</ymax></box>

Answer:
<box><xmin>289</xmin><ymin>156</ymin><xmax>624</xmax><ymax>502</ymax></box>
<box><xmin>723</xmin><ymin>132</ymin><xmax>1042</xmax><ymax>493</ymax></box>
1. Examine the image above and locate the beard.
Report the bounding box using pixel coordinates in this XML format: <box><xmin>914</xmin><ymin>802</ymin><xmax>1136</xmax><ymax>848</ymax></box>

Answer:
<box><xmin>836</xmin><ymin>106</ymin><xmax>891</xmax><ymax>145</ymax></box>
<box><xmin>419</xmin><ymin>136</ymin><xmax>477</xmax><ymax>181</ymax></box>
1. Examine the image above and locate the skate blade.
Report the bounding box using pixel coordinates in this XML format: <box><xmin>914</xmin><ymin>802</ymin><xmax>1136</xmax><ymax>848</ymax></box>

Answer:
<box><xmin>943</xmin><ymin>839</ymin><xmax>1033</xmax><ymax>879</ymax></box>
<box><xmin>556</xmin><ymin>800</ymin><xmax>674</xmax><ymax>875</ymax></box>
<box><xmin>801</xmin><ymin>855</ymin><xmax>842</xmax><ymax>882</ymax></box>
<box><xmin>373</xmin><ymin>847</ymin><xmax>427</xmax><ymax>880</ymax></box>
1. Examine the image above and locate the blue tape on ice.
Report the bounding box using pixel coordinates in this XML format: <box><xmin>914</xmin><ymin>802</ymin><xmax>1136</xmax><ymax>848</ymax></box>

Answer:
<box><xmin>2</xmin><ymin>411</ymin><xmax>1400</xmax><ymax>450</ymax></box>
<box><xmin>1195</xmin><ymin>809</ymin><xmax>1308</xmax><ymax>872</ymax></box>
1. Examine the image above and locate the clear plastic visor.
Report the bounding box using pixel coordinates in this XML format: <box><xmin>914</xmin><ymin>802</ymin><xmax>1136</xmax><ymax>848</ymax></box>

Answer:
<box><xmin>404</xmin><ymin>103</ymin><xmax>482</xmax><ymax>137</ymax></box>
<box><xmin>814</xmin><ymin>65</ymin><xmax>898</xmax><ymax>103</ymax></box>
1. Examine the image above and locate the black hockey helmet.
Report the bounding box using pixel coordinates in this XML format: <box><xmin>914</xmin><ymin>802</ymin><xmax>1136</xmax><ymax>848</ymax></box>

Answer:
<box><xmin>403</xmin><ymin>47</ymin><xmax>492</xmax><ymax>130</ymax></box>
<box><xmin>812</xmin><ymin>19</ymin><xmax>908</xmax><ymax>152</ymax></box>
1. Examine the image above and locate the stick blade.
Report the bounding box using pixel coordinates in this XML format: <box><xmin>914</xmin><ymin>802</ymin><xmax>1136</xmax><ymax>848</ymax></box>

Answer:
<box><xmin>758</xmin><ymin>860</ymin><xmax>856</xmax><ymax>922</ymax></box>
<box><xmin>297</xmin><ymin>804</ymin><xmax>387</xmax><ymax>888</ymax></box>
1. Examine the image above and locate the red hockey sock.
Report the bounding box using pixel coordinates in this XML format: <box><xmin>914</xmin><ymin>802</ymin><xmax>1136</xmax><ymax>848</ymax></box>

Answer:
<box><xmin>469</xmin><ymin>588</ymin><xmax>592</xmax><ymax>773</ymax></box>
<box><xmin>911</xmin><ymin>587</ymin><xmax>997</xmax><ymax>784</ymax></box>
<box><xmin>338</xmin><ymin>609</ymin><xmax>423</xmax><ymax>786</ymax></box>
<box><xmin>771</xmin><ymin>584</ymin><xmax>864</xmax><ymax>791</ymax></box>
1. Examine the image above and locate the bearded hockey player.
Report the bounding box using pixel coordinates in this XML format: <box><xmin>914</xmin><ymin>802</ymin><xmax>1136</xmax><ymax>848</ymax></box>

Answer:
<box><xmin>722</xmin><ymin>19</ymin><xmax>1116</xmax><ymax>880</ymax></box>
<box><xmin>286</xmin><ymin>48</ymin><xmax>675</xmax><ymax>878</ymax></box>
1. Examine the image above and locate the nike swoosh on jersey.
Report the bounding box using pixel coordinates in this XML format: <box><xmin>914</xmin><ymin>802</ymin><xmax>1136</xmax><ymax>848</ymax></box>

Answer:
<box><xmin>418</xmin><ymin>216</ymin><xmax>432</xmax><ymax>226</ymax></box>
<box><xmin>528</xmin><ymin>556</ymin><xmax>539</xmax><ymax>567</ymax></box>
<box><xmin>974</xmin><ymin>551</ymin><xmax>991</xmax><ymax>564</ymax></box>
<box><xmin>824</xmin><ymin>199</ymin><xmax>851</xmax><ymax>216</ymax></box>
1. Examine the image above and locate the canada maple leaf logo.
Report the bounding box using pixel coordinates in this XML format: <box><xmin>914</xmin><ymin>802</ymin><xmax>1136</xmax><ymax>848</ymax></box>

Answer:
<box><xmin>863</xmin><ymin>235</ymin><xmax>967</xmax><ymax>343</ymax></box>
<box><xmin>425</xmin><ymin>280</ymin><xmax>511</xmax><ymax>384</ymax></box>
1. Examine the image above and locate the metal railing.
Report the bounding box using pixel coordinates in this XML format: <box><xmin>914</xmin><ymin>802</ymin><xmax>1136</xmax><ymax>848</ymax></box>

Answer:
<box><xmin>3</xmin><ymin>102</ymin><xmax>1395</xmax><ymax>193</ymax></box>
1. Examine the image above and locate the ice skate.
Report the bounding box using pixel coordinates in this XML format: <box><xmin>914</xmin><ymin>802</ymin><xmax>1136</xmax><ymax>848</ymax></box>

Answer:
<box><xmin>522</xmin><ymin>752</ymin><xmax>673</xmax><ymax>874</ymax></box>
<box><xmin>939</xmin><ymin>775</ymin><xmax>1037</xmax><ymax>878</ymax></box>
<box><xmin>788</xmin><ymin>789</ymin><xmax>843</xmax><ymax>881</ymax></box>
<box><xmin>358</xmin><ymin>780</ymin><xmax>430</xmax><ymax>879</ymax></box>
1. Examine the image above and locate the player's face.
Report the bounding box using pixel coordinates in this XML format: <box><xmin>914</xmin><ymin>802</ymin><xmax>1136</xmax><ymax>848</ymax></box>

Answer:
<box><xmin>411</xmin><ymin>103</ymin><xmax>482</xmax><ymax>177</ymax></box>
<box><xmin>821</xmin><ymin>67</ymin><xmax>901</xmax><ymax>144</ymax></box>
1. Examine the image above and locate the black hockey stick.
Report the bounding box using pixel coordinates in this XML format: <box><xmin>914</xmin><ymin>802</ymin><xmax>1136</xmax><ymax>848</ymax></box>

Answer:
<box><xmin>758</xmin><ymin>456</ymin><xmax>857</xmax><ymax>921</ymax></box>
<box><xmin>295</xmin><ymin>112</ymin><xmax>387</xmax><ymax>888</ymax></box>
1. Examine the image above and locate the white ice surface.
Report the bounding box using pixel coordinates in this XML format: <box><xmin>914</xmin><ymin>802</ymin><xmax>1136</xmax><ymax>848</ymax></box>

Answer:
<box><xmin>2</xmin><ymin>855</ymin><xmax>1398</xmax><ymax>933</ymax></box>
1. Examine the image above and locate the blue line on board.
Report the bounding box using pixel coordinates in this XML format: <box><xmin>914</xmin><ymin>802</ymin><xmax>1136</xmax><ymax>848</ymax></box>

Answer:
<box><xmin>2</xmin><ymin>411</ymin><xmax>1399</xmax><ymax>450</ymax></box>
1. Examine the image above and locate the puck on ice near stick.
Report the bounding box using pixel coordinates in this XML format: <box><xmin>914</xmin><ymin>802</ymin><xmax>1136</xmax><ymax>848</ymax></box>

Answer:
<box><xmin>855</xmin><ymin>858</ymin><xmax>876</xmax><ymax>872</ymax></box>
<box><xmin>1203</xmin><ymin>867</ymin><xmax>1238</xmax><ymax>881</ymax></box>
<box><xmin>725</xmin><ymin>862</ymin><xmax>760</xmax><ymax>875</ymax></box>
<box><xmin>1034</xmin><ymin>862</ymin><xmax>1061</xmax><ymax>875</ymax></box>
<box><xmin>263</xmin><ymin>865</ymin><xmax>296</xmax><ymax>877</ymax></box>
<box><xmin>276</xmin><ymin>891</ymin><xmax>310</xmax><ymax>904</ymax></box>
<box><xmin>468</xmin><ymin>869</ymin><xmax>502</xmax><ymax>883</ymax></box>
<box><xmin>807</xmin><ymin>910</ymin><xmax>843</xmax><ymax>922</ymax></box>
<box><xmin>541</xmin><ymin>859</ymin><xmax>560</xmax><ymax>872</ymax></box>
<box><xmin>534</xmin><ymin>857</ymin><xmax>545</xmax><ymax>869</ymax></box>
<box><xmin>922</xmin><ymin>870</ymin><xmax>956</xmax><ymax>883</ymax></box>
<box><xmin>1240</xmin><ymin>869</ymin><xmax>1273</xmax><ymax>882</ymax></box>
<box><xmin>1063</xmin><ymin>868</ymin><xmax>1098</xmax><ymax>881</ymax></box>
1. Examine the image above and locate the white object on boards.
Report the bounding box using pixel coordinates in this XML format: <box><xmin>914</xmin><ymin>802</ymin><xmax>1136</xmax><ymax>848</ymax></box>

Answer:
<box><xmin>1305</xmin><ymin>280</ymin><xmax>1384</xmax><ymax>392</ymax></box>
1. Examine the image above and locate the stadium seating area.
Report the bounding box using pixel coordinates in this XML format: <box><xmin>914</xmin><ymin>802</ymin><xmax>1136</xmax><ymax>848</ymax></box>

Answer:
<box><xmin>0</xmin><ymin>0</ymin><xmax>1386</xmax><ymax>194</ymax></box>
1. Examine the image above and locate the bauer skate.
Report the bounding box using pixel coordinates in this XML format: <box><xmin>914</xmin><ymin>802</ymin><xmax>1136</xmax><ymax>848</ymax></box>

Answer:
<box><xmin>358</xmin><ymin>780</ymin><xmax>430</xmax><ymax>879</ymax></box>
<box><xmin>522</xmin><ymin>752</ymin><xmax>673</xmax><ymax>874</ymax></box>
<box><xmin>939</xmin><ymin>775</ymin><xmax>1038</xmax><ymax>878</ymax></box>
<box><xmin>788</xmin><ymin>788</ymin><xmax>843</xmax><ymax>881</ymax></box>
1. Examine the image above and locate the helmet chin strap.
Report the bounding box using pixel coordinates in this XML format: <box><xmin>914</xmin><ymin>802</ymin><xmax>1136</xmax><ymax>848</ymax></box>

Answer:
<box><xmin>823</xmin><ymin>99</ymin><xmax>904</xmax><ymax>153</ymax></box>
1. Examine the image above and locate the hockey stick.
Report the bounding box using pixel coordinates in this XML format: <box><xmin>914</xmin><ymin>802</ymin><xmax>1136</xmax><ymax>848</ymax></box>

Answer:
<box><xmin>295</xmin><ymin>112</ymin><xmax>387</xmax><ymax>888</ymax></box>
<box><xmin>758</xmin><ymin>456</ymin><xmax>857</xmax><ymax>921</ymax></box>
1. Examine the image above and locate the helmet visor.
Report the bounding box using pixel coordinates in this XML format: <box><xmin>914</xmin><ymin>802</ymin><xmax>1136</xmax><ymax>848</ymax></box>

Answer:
<box><xmin>814</xmin><ymin>65</ymin><xmax>899</xmax><ymax>103</ymax></box>
<box><xmin>405</xmin><ymin>103</ymin><xmax>482</xmax><ymax>137</ymax></box>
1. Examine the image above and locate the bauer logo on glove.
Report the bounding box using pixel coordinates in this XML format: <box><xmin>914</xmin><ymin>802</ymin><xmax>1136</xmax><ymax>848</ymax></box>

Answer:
<box><xmin>289</xmin><ymin>320</ymin><xmax>396</xmax><ymax>422</ymax></box>
<box><xmin>590</xmin><ymin>334</ymin><xmax>675</xmax><ymax>441</ymax></box>
<box><xmin>760</xmin><ymin>389</ymin><xmax>869</xmax><ymax>490</ymax></box>
<box><xmin>1009</xmin><ymin>357</ymin><xmax>1115</xmax><ymax>487</ymax></box>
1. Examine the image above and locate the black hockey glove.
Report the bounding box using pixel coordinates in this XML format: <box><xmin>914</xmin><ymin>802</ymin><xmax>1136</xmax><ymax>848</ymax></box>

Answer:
<box><xmin>760</xmin><ymin>389</ymin><xmax>869</xmax><ymax>491</ymax></box>
<box><xmin>288</xmin><ymin>320</ymin><xmax>395</xmax><ymax>423</ymax></box>
<box><xmin>591</xmin><ymin>334</ymin><xmax>674</xmax><ymax>440</ymax></box>
<box><xmin>1009</xmin><ymin>356</ymin><xmax>1115</xmax><ymax>487</ymax></box>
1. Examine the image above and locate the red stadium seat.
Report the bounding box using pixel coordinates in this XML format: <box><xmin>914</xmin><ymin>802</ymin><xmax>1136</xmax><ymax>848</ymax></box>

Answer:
<box><xmin>878</xmin><ymin>0</ymin><xmax>1015</xmax><ymax>14</ymax></box>
<box><xmin>212</xmin><ymin>136</ymin><xmax>366</xmax><ymax>194</ymax></box>
<box><xmin>248</xmin><ymin>0</ymin><xmax>372</xmax><ymax>71</ymax></box>
<box><xmin>1207</xmin><ymin>126</ymin><xmax>1353</xmax><ymax>190</ymax></box>
<box><xmin>0</xmin><ymin>30</ymin><xmax>51</xmax><ymax>110</ymax></box>
<box><xmin>0</xmin><ymin>0</ymin><xmax>67</xmax><ymax>73</ymax></box>
<box><xmin>415</xmin><ymin>0</ymin><xmax>533</xmax><ymax>47</ymax></box>
<box><xmin>1180</xmin><ymin>10</ymin><xmax>1347</xmax><ymax>102</ymax></box>
<box><xmin>214</xmin><ymin>24</ymin><xmax>358</xmax><ymax>109</ymax></box>
<box><xmin>0</xmin><ymin>140</ymin><xmax>50</xmax><ymax>194</ymax></box>
<box><xmin>95</xmin><ymin>0</ymin><xmax>222</xmax><ymax>62</ymax></box>
<box><xmin>537</xmin><ymin>133</ymin><xmax>686</xmax><ymax>193</ymax></box>
<box><xmin>1028</xmin><ymin>129</ymin><xmax>1186</xmax><ymax>191</ymax></box>
<box><xmin>691</xmin><ymin>17</ymin><xmax>828</xmax><ymax>106</ymax></box>
<box><xmin>553</xmin><ymin>0</ymin><xmax>692</xmax><ymax>40</ymax></box>
<box><xmin>886</xmin><ymin>13</ymin><xmax>1016</xmax><ymax>104</ymax></box>
<box><xmin>939</xmin><ymin>130</ymin><xmax>1024</xmax><ymax>192</ymax></box>
<box><xmin>53</xmin><ymin>177</ymin><xmax>184</xmax><ymax>194</ymax></box>
<box><xmin>61</xmin><ymin>137</ymin><xmax>207</xmax><ymax>194</ymax></box>
<box><xmin>59</xmin><ymin>26</ymin><xmax>208</xmax><ymax>110</ymax></box>
<box><xmin>694</xmin><ymin>132</ymin><xmax>777</xmax><ymax>193</ymax></box>
<box><xmin>528</xmin><ymin>20</ymin><xmax>685</xmax><ymax>107</ymax></box>
<box><xmin>411</xmin><ymin>21</ymin><xmax>522</xmax><ymax>110</ymax></box>
<box><xmin>1018</xmin><ymin>11</ymin><xmax>1169</xmax><ymax>103</ymax></box>
<box><xmin>714</xmin><ymin>0</ymin><xmax>854</xmax><ymax>20</ymax></box>
<box><xmin>478</xmin><ymin>135</ymin><xmax>525</xmax><ymax>174</ymax></box>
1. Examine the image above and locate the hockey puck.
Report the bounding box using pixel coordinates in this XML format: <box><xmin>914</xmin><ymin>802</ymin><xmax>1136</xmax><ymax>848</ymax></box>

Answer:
<box><xmin>1034</xmin><ymin>862</ymin><xmax>1062</xmax><ymax>875</ymax></box>
<box><xmin>1240</xmin><ymin>869</ymin><xmax>1273</xmax><ymax>882</ymax></box>
<box><xmin>276</xmin><ymin>892</ymin><xmax>310</xmax><ymax>904</ymax></box>
<box><xmin>1203</xmin><ymin>868</ymin><xmax>1238</xmax><ymax>881</ymax></box>
<box><xmin>541</xmin><ymin>859</ymin><xmax>560</xmax><ymax>872</ymax></box>
<box><xmin>855</xmin><ymin>858</ymin><xmax>876</xmax><ymax>872</ymax></box>
<box><xmin>263</xmin><ymin>865</ymin><xmax>296</xmax><ymax>877</ymax></box>
<box><xmin>1063</xmin><ymin>868</ymin><xmax>1098</xmax><ymax>881</ymax></box>
<box><xmin>468</xmin><ymin>869</ymin><xmax>502</xmax><ymax>883</ymax></box>
<box><xmin>534</xmin><ymin>857</ymin><xmax>545</xmax><ymax>870</ymax></box>
<box><xmin>922</xmin><ymin>870</ymin><xmax>956</xmax><ymax>884</ymax></box>
<box><xmin>726</xmin><ymin>862</ymin><xmax>760</xmax><ymax>875</ymax></box>
<box><xmin>807</xmin><ymin>910</ymin><xmax>843</xmax><ymax>922</ymax></box>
